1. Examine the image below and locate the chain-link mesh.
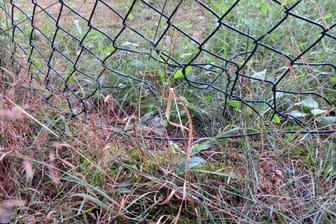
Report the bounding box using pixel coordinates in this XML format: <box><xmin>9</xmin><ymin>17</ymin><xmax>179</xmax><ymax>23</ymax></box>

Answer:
<box><xmin>1</xmin><ymin>0</ymin><xmax>335</xmax><ymax>138</ymax></box>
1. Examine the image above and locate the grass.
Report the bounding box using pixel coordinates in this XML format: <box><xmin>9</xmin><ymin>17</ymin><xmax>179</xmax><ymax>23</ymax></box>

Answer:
<box><xmin>1</xmin><ymin>0</ymin><xmax>336</xmax><ymax>223</ymax></box>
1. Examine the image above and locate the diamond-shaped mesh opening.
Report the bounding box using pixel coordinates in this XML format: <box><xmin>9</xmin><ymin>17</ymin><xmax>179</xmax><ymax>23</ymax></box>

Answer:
<box><xmin>215</xmin><ymin>0</ymin><xmax>281</xmax><ymax>37</ymax></box>
<box><xmin>125</xmin><ymin>1</ymin><xmax>169</xmax><ymax>43</ymax></box>
<box><xmin>57</xmin><ymin>5</ymin><xmax>89</xmax><ymax>41</ymax></box>
<box><xmin>89</xmin><ymin>1</ymin><xmax>124</xmax><ymax>40</ymax></box>
<box><xmin>205</xmin><ymin>25</ymin><xmax>256</xmax><ymax>64</ymax></box>
<box><xmin>171</xmin><ymin>1</ymin><xmax>218</xmax><ymax>44</ymax></box>
<box><xmin>260</xmin><ymin>16</ymin><xmax>326</xmax><ymax>59</ymax></box>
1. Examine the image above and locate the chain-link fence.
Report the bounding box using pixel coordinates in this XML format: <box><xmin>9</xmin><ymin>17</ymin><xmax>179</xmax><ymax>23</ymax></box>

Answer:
<box><xmin>1</xmin><ymin>0</ymin><xmax>335</xmax><ymax>138</ymax></box>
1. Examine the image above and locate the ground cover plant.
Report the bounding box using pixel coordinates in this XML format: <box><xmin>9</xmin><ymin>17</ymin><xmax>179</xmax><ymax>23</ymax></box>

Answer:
<box><xmin>0</xmin><ymin>0</ymin><xmax>335</xmax><ymax>223</ymax></box>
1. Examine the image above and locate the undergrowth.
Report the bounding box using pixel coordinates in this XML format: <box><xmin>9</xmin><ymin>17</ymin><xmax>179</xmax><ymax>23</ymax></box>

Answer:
<box><xmin>1</xmin><ymin>65</ymin><xmax>335</xmax><ymax>223</ymax></box>
<box><xmin>0</xmin><ymin>0</ymin><xmax>335</xmax><ymax>223</ymax></box>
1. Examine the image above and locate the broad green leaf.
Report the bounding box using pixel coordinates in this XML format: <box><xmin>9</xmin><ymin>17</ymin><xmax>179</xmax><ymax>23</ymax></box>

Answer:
<box><xmin>128</xmin><ymin>13</ymin><xmax>134</xmax><ymax>20</ymax></box>
<box><xmin>173</xmin><ymin>66</ymin><xmax>192</xmax><ymax>79</ymax></box>
<box><xmin>281</xmin><ymin>0</ymin><xmax>296</xmax><ymax>7</ymax></box>
<box><xmin>281</xmin><ymin>0</ymin><xmax>287</xmax><ymax>6</ymax></box>
<box><xmin>185</xmin><ymin>66</ymin><xmax>192</xmax><ymax>74</ymax></box>
<box><xmin>329</xmin><ymin>77</ymin><xmax>336</xmax><ymax>83</ymax></box>
<box><xmin>289</xmin><ymin>110</ymin><xmax>306</xmax><ymax>118</ymax></box>
<box><xmin>204</xmin><ymin>95</ymin><xmax>213</xmax><ymax>102</ymax></box>
<box><xmin>158</xmin><ymin>70</ymin><xmax>165</xmax><ymax>81</ymax></box>
<box><xmin>174</xmin><ymin>69</ymin><xmax>183</xmax><ymax>79</ymax></box>
<box><xmin>121</xmin><ymin>41</ymin><xmax>138</xmax><ymax>47</ymax></box>
<box><xmin>176</xmin><ymin>157</ymin><xmax>206</xmax><ymax>174</ymax></box>
<box><xmin>103</xmin><ymin>46</ymin><xmax>115</xmax><ymax>57</ymax></box>
<box><xmin>272</xmin><ymin>114</ymin><xmax>281</xmax><ymax>124</ymax></box>
<box><xmin>295</xmin><ymin>97</ymin><xmax>319</xmax><ymax>109</ymax></box>
<box><xmin>169</xmin><ymin>141</ymin><xmax>178</xmax><ymax>154</ymax></box>
<box><xmin>311</xmin><ymin>108</ymin><xmax>327</xmax><ymax>116</ymax></box>
<box><xmin>270</xmin><ymin>32</ymin><xmax>279</xmax><ymax>39</ymax></box>
<box><xmin>275</xmin><ymin>92</ymin><xmax>284</xmax><ymax>99</ymax></box>
<box><xmin>85</xmin><ymin>31</ymin><xmax>102</xmax><ymax>41</ymax></box>
<box><xmin>118</xmin><ymin>83</ymin><xmax>127</xmax><ymax>88</ymax></box>
<box><xmin>73</xmin><ymin>193</ymin><xmax>118</xmax><ymax>213</ymax></box>
<box><xmin>323</xmin><ymin>13</ymin><xmax>332</xmax><ymax>20</ymax></box>
<box><xmin>251</xmin><ymin>69</ymin><xmax>266</xmax><ymax>82</ymax></box>
<box><xmin>191</xmin><ymin>142</ymin><xmax>211</xmax><ymax>156</ymax></box>
<box><xmin>212</xmin><ymin>2</ymin><xmax>221</xmax><ymax>11</ymax></box>
<box><xmin>141</xmin><ymin>111</ymin><xmax>156</xmax><ymax>123</ymax></box>
<box><xmin>113</xmin><ymin>187</ymin><xmax>131</xmax><ymax>193</ymax></box>
<box><xmin>180</xmin><ymin>52</ymin><xmax>193</xmax><ymax>59</ymax></box>
<box><xmin>192</xmin><ymin>169</ymin><xmax>243</xmax><ymax>180</ymax></box>
<box><xmin>228</xmin><ymin>99</ymin><xmax>241</xmax><ymax>111</ymax></box>
<box><xmin>261</xmin><ymin>3</ymin><xmax>268</xmax><ymax>13</ymax></box>
<box><xmin>316</xmin><ymin>116</ymin><xmax>336</xmax><ymax>124</ymax></box>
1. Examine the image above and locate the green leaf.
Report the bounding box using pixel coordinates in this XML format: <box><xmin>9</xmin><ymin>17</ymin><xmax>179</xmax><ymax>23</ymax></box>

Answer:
<box><xmin>281</xmin><ymin>0</ymin><xmax>286</xmax><ymax>6</ymax></box>
<box><xmin>169</xmin><ymin>141</ymin><xmax>178</xmax><ymax>154</ymax></box>
<box><xmin>158</xmin><ymin>70</ymin><xmax>165</xmax><ymax>81</ymax></box>
<box><xmin>173</xmin><ymin>66</ymin><xmax>192</xmax><ymax>79</ymax></box>
<box><xmin>180</xmin><ymin>52</ymin><xmax>193</xmax><ymax>59</ymax></box>
<box><xmin>176</xmin><ymin>157</ymin><xmax>206</xmax><ymax>174</ymax></box>
<box><xmin>281</xmin><ymin>0</ymin><xmax>295</xmax><ymax>7</ymax></box>
<box><xmin>185</xmin><ymin>66</ymin><xmax>192</xmax><ymax>74</ymax></box>
<box><xmin>204</xmin><ymin>95</ymin><xmax>213</xmax><ymax>102</ymax></box>
<box><xmin>211</xmin><ymin>2</ymin><xmax>221</xmax><ymax>11</ymax></box>
<box><xmin>42</xmin><ymin>23</ymin><xmax>49</xmax><ymax>34</ymax></box>
<box><xmin>275</xmin><ymin>92</ymin><xmax>284</xmax><ymax>99</ymax></box>
<box><xmin>295</xmin><ymin>97</ymin><xmax>319</xmax><ymax>109</ymax></box>
<box><xmin>103</xmin><ymin>46</ymin><xmax>115</xmax><ymax>57</ymax></box>
<box><xmin>272</xmin><ymin>114</ymin><xmax>281</xmax><ymax>124</ymax></box>
<box><xmin>251</xmin><ymin>69</ymin><xmax>266</xmax><ymax>82</ymax></box>
<box><xmin>85</xmin><ymin>31</ymin><xmax>102</xmax><ymax>41</ymax></box>
<box><xmin>289</xmin><ymin>109</ymin><xmax>306</xmax><ymax>118</ymax></box>
<box><xmin>269</xmin><ymin>32</ymin><xmax>279</xmax><ymax>39</ymax></box>
<box><xmin>311</xmin><ymin>108</ymin><xmax>327</xmax><ymax>116</ymax></box>
<box><xmin>128</xmin><ymin>13</ymin><xmax>134</xmax><ymax>20</ymax></box>
<box><xmin>191</xmin><ymin>142</ymin><xmax>211</xmax><ymax>156</ymax></box>
<box><xmin>316</xmin><ymin>116</ymin><xmax>336</xmax><ymax>124</ymax></box>
<box><xmin>323</xmin><ymin>13</ymin><xmax>332</xmax><ymax>20</ymax></box>
<box><xmin>228</xmin><ymin>100</ymin><xmax>241</xmax><ymax>111</ymax></box>
<box><xmin>191</xmin><ymin>169</ymin><xmax>243</xmax><ymax>180</ymax></box>
<box><xmin>173</xmin><ymin>69</ymin><xmax>183</xmax><ymax>79</ymax></box>
<box><xmin>261</xmin><ymin>3</ymin><xmax>268</xmax><ymax>13</ymax></box>
<box><xmin>329</xmin><ymin>77</ymin><xmax>336</xmax><ymax>83</ymax></box>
